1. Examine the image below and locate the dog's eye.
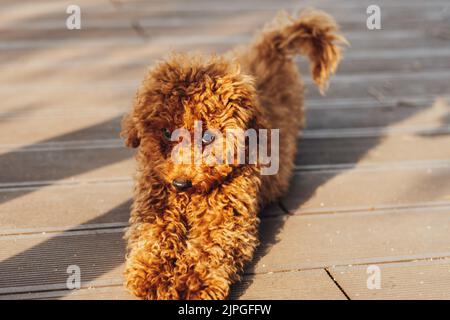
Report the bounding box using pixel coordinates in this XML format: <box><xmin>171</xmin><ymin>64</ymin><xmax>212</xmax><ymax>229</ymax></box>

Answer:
<box><xmin>162</xmin><ymin>128</ymin><xmax>171</xmax><ymax>141</ymax></box>
<box><xmin>202</xmin><ymin>131</ymin><xmax>215</xmax><ymax>145</ymax></box>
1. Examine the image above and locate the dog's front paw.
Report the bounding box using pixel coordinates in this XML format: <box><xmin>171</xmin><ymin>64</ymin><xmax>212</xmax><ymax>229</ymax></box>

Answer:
<box><xmin>188</xmin><ymin>286</ymin><xmax>229</xmax><ymax>300</ymax></box>
<box><xmin>180</xmin><ymin>271</ymin><xmax>230</xmax><ymax>300</ymax></box>
<box><xmin>125</xmin><ymin>252</ymin><xmax>179</xmax><ymax>300</ymax></box>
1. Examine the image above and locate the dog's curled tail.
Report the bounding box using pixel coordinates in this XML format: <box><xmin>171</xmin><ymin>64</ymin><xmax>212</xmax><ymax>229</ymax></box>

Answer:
<box><xmin>251</xmin><ymin>9</ymin><xmax>348</xmax><ymax>93</ymax></box>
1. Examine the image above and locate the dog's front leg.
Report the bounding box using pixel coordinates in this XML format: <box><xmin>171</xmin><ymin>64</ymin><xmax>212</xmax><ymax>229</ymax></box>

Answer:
<box><xmin>124</xmin><ymin>209</ymin><xmax>187</xmax><ymax>300</ymax></box>
<box><xmin>175</xmin><ymin>203</ymin><xmax>260</xmax><ymax>300</ymax></box>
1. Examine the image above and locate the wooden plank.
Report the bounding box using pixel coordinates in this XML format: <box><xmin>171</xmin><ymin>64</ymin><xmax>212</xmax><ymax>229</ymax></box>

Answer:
<box><xmin>253</xmin><ymin>208</ymin><xmax>450</xmax><ymax>273</ymax></box>
<box><xmin>0</xmin><ymin>10</ymin><xmax>135</xmax><ymax>31</ymax></box>
<box><xmin>0</xmin><ymin>230</ymin><xmax>126</xmax><ymax>294</ymax></box>
<box><xmin>1</xmin><ymin>27</ymin><xmax>141</xmax><ymax>42</ymax></box>
<box><xmin>130</xmin><ymin>10</ymin><xmax>447</xmax><ymax>37</ymax></box>
<box><xmin>2</xmin><ymin>94</ymin><xmax>448</xmax><ymax>144</ymax></box>
<box><xmin>0</xmin><ymin>1</ymin><xmax>116</xmax><ymax>31</ymax></box>
<box><xmin>3</xmin><ymin>51</ymin><xmax>450</xmax><ymax>83</ymax></box>
<box><xmin>2</xmin><ymin>0</ymin><xmax>447</xmax><ymax>50</ymax></box>
<box><xmin>2</xmin><ymin>207</ymin><xmax>450</xmax><ymax>296</ymax></box>
<box><xmin>1</xmin><ymin>0</ymin><xmax>447</xmax><ymax>52</ymax></box>
<box><xmin>231</xmin><ymin>270</ymin><xmax>345</xmax><ymax>300</ymax></box>
<box><xmin>0</xmin><ymin>182</ymin><xmax>132</xmax><ymax>233</ymax></box>
<box><xmin>306</xmin><ymin>70</ymin><xmax>450</xmax><ymax>100</ymax></box>
<box><xmin>1</xmin><ymin>30</ymin><xmax>446</xmax><ymax>51</ymax></box>
<box><xmin>305</xmin><ymin>97</ymin><xmax>450</xmax><ymax>129</ymax></box>
<box><xmin>3</xmin><ymin>20</ymin><xmax>265</xmax><ymax>42</ymax></box>
<box><xmin>5</xmin><ymin>122</ymin><xmax>450</xmax><ymax>183</ymax></box>
<box><xmin>328</xmin><ymin>259</ymin><xmax>450</xmax><ymax>300</ymax></box>
<box><xmin>1</xmin><ymin>92</ymin><xmax>447</xmax><ymax>132</ymax></box>
<box><xmin>5</xmin><ymin>143</ymin><xmax>450</xmax><ymax>233</ymax></box>
<box><xmin>1</xmin><ymin>285</ymin><xmax>136</xmax><ymax>300</ymax></box>
<box><xmin>3</xmin><ymin>46</ymin><xmax>450</xmax><ymax>78</ymax></box>
<box><xmin>2</xmin><ymin>120</ymin><xmax>450</xmax><ymax>192</ymax></box>
<box><xmin>0</xmin><ymin>184</ymin><xmax>283</xmax><ymax>234</ymax></box>
<box><xmin>1</xmin><ymin>1</ymin><xmax>445</xmax><ymax>50</ymax></box>
<box><xmin>1</xmin><ymin>90</ymin><xmax>131</xmax><ymax>120</ymax></box>
<box><xmin>1</xmin><ymin>61</ymin><xmax>144</xmax><ymax>88</ymax></box>
<box><xmin>1</xmin><ymin>97</ymin><xmax>447</xmax><ymax>138</ymax></box>
<box><xmin>307</xmin><ymin>95</ymin><xmax>449</xmax><ymax>110</ymax></box>
<box><xmin>113</xmin><ymin>0</ymin><xmax>450</xmax><ymax>13</ymax></box>
<box><xmin>3</xmin><ymin>54</ymin><xmax>450</xmax><ymax>97</ymax></box>
<box><xmin>58</xmin><ymin>286</ymin><xmax>135</xmax><ymax>300</ymax></box>
<box><xmin>0</xmin><ymin>147</ymin><xmax>133</xmax><ymax>183</ymax></box>
<box><xmin>6</xmin><ymin>0</ymin><xmax>443</xmax><ymax>13</ymax></box>
<box><xmin>6</xmin><ymin>10</ymin><xmax>444</xmax><ymax>32</ymax></box>
<box><xmin>330</xmin><ymin>49</ymin><xmax>450</xmax><ymax>74</ymax></box>
<box><xmin>0</xmin><ymin>112</ymin><xmax>124</xmax><ymax>146</ymax></box>
<box><xmin>0</xmin><ymin>269</ymin><xmax>345</xmax><ymax>300</ymax></box>
<box><xmin>4</xmin><ymin>133</ymin><xmax>450</xmax><ymax>186</ymax></box>
<box><xmin>2</xmin><ymin>0</ymin><xmax>446</xmax><ymax>23</ymax></box>
<box><xmin>283</xmin><ymin>166</ymin><xmax>450</xmax><ymax>213</ymax></box>
<box><xmin>2</xmin><ymin>70</ymin><xmax>448</xmax><ymax>104</ymax></box>
<box><xmin>1</xmin><ymin>74</ymin><xmax>448</xmax><ymax>143</ymax></box>
<box><xmin>296</xmin><ymin>134</ymin><xmax>450</xmax><ymax>167</ymax></box>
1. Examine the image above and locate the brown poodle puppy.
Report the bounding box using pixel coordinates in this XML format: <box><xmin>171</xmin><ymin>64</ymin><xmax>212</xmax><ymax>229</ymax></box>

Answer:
<box><xmin>121</xmin><ymin>9</ymin><xmax>347</xmax><ymax>300</ymax></box>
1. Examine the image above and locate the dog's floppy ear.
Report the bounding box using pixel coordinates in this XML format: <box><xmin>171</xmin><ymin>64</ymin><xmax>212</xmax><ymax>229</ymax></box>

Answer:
<box><xmin>121</xmin><ymin>82</ymin><xmax>154</xmax><ymax>148</ymax></box>
<box><xmin>121</xmin><ymin>91</ymin><xmax>144</xmax><ymax>148</ymax></box>
<box><xmin>120</xmin><ymin>111</ymin><xmax>140</xmax><ymax>148</ymax></box>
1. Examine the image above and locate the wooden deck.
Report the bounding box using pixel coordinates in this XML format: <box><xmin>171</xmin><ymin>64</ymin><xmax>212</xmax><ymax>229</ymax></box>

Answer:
<box><xmin>1</xmin><ymin>0</ymin><xmax>450</xmax><ymax>300</ymax></box>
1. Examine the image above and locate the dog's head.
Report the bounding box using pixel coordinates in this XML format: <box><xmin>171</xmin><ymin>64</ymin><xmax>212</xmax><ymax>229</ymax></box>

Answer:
<box><xmin>121</xmin><ymin>54</ymin><xmax>261</xmax><ymax>193</ymax></box>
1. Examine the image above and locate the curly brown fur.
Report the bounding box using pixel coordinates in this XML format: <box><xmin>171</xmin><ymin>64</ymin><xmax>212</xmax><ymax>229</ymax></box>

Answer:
<box><xmin>121</xmin><ymin>9</ymin><xmax>347</xmax><ymax>300</ymax></box>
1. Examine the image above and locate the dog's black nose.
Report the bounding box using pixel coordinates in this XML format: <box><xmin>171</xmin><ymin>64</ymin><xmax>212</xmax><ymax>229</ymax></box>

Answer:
<box><xmin>172</xmin><ymin>179</ymin><xmax>192</xmax><ymax>191</ymax></box>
